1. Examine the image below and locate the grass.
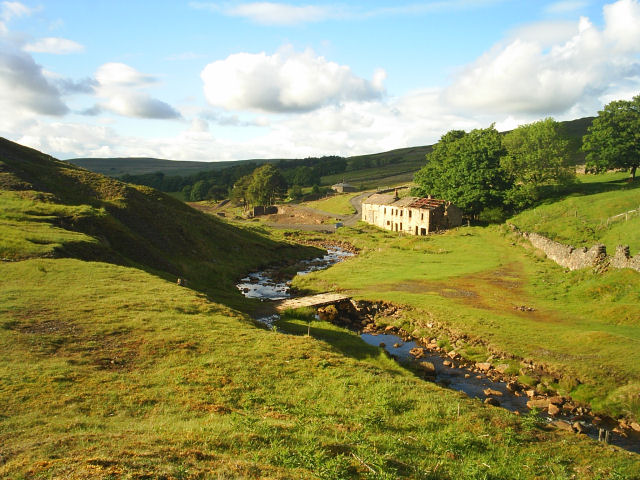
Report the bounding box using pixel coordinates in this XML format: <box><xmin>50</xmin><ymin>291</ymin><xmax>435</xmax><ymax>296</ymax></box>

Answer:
<box><xmin>291</xmin><ymin>222</ymin><xmax>640</xmax><ymax>420</ymax></box>
<box><xmin>301</xmin><ymin>193</ymin><xmax>360</xmax><ymax>216</ymax></box>
<box><xmin>2</xmin><ymin>138</ymin><xmax>640</xmax><ymax>477</ymax></box>
<box><xmin>321</xmin><ymin>161</ymin><xmax>420</xmax><ymax>190</ymax></box>
<box><xmin>0</xmin><ymin>138</ymin><xmax>320</xmax><ymax>308</ymax></box>
<box><xmin>510</xmin><ymin>172</ymin><xmax>640</xmax><ymax>253</ymax></box>
<box><xmin>2</xmin><ymin>260</ymin><xmax>638</xmax><ymax>479</ymax></box>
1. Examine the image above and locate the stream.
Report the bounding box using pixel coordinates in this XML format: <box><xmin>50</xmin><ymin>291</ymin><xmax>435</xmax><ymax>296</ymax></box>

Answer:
<box><xmin>237</xmin><ymin>247</ymin><xmax>639</xmax><ymax>454</ymax></box>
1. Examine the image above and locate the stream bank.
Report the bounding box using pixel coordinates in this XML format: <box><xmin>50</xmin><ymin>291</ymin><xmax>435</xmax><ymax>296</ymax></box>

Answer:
<box><xmin>236</xmin><ymin>245</ymin><xmax>640</xmax><ymax>454</ymax></box>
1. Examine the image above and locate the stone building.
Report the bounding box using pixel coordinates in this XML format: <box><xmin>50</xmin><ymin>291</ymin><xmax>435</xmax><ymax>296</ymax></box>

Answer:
<box><xmin>331</xmin><ymin>181</ymin><xmax>357</xmax><ymax>193</ymax></box>
<box><xmin>361</xmin><ymin>191</ymin><xmax>463</xmax><ymax>235</ymax></box>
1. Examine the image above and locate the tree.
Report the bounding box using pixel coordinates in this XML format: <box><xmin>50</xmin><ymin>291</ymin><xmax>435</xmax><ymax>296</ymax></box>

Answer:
<box><xmin>230</xmin><ymin>174</ymin><xmax>252</xmax><ymax>207</ymax></box>
<box><xmin>582</xmin><ymin>95</ymin><xmax>640</xmax><ymax>180</ymax></box>
<box><xmin>413</xmin><ymin>126</ymin><xmax>507</xmax><ymax>217</ymax></box>
<box><xmin>189</xmin><ymin>180</ymin><xmax>209</xmax><ymax>201</ymax></box>
<box><xmin>246</xmin><ymin>164</ymin><xmax>287</xmax><ymax>206</ymax></box>
<box><xmin>501</xmin><ymin>118</ymin><xmax>574</xmax><ymax>208</ymax></box>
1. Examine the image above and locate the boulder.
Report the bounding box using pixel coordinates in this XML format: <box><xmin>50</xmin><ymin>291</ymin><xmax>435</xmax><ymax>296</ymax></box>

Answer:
<box><xmin>409</xmin><ymin>347</ymin><xmax>426</xmax><ymax>359</ymax></box>
<box><xmin>547</xmin><ymin>396</ymin><xmax>565</xmax><ymax>406</ymax></box>
<box><xmin>525</xmin><ymin>389</ymin><xmax>536</xmax><ymax>398</ymax></box>
<box><xmin>506</xmin><ymin>382</ymin><xmax>521</xmax><ymax>393</ymax></box>
<box><xmin>572</xmin><ymin>422</ymin><xmax>587</xmax><ymax>434</ymax></box>
<box><xmin>547</xmin><ymin>404</ymin><xmax>561</xmax><ymax>416</ymax></box>
<box><xmin>443</xmin><ymin>360</ymin><xmax>452</xmax><ymax>367</ymax></box>
<box><xmin>418</xmin><ymin>361</ymin><xmax>436</xmax><ymax>377</ymax></box>
<box><xmin>495</xmin><ymin>364</ymin><xmax>510</xmax><ymax>374</ymax></box>
<box><xmin>475</xmin><ymin>362</ymin><xmax>492</xmax><ymax>372</ymax></box>
<box><xmin>384</xmin><ymin>325</ymin><xmax>396</xmax><ymax>333</ymax></box>
<box><xmin>447</xmin><ymin>351</ymin><xmax>459</xmax><ymax>360</ymax></box>
<box><xmin>630</xmin><ymin>422</ymin><xmax>640</xmax><ymax>433</ymax></box>
<box><xmin>552</xmin><ymin>420</ymin><xmax>574</xmax><ymax>432</ymax></box>
<box><xmin>484</xmin><ymin>398</ymin><xmax>500</xmax><ymax>407</ymax></box>
<box><xmin>393</xmin><ymin>342</ymin><xmax>402</xmax><ymax>348</ymax></box>
<box><xmin>527</xmin><ymin>398</ymin><xmax>550</xmax><ymax>410</ymax></box>
<box><xmin>483</xmin><ymin>388</ymin><xmax>503</xmax><ymax>397</ymax></box>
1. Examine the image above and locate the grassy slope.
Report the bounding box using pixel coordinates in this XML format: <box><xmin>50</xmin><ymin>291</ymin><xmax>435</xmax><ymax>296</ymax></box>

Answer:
<box><xmin>510</xmin><ymin>172</ymin><xmax>640</xmax><ymax>253</ymax></box>
<box><xmin>0</xmin><ymin>138</ymin><xmax>317</xmax><ymax>306</ymax></box>
<box><xmin>293</xmin><ymin>223</ymin><xmax>640</xmax><ymax>420</ymax></box>
<box><xmin>2</xmin><ymin>139</ymin><xmax>639</xmax><ymax>478</ymax></box>
<box><xmin>3</xmin><ymin>259</ymin><xmax>639</xmax><ymax>479</ymax></box>
<box><xmin>67</xmin><ymin>157</ymin><xmax>272</xmax><ymax>177</ymax></box>
<box><xmin>301</xmin><ymin>193</ymin><xmax>360</xmax><ymax>215</ymax></box>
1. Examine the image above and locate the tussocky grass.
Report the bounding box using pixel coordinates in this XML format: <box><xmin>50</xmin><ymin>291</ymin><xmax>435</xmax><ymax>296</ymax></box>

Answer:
<box><xmin>1</xmin><ymin>258</ymin><xmax>639</xmax><ymax>479</ymax></box>
<box><xmin>291</xmin><ymin>220</ymin><xmax>640</xmax><ymax>421</ymax></box>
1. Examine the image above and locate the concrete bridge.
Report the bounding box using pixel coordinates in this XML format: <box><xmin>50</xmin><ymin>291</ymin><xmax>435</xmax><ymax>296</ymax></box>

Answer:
<box><xmin>275</xmin><ymin>293</ymin><xmax>351</xmax><ymax>312</ymax></box>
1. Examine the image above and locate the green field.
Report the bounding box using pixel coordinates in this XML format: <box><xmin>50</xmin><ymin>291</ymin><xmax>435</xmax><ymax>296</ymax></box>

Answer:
<box><xmin>2</xmin><ymin>138</ymin><xmax>640</xmax><ymax>478</ymax></box>
<box><xmin>321</xmin><ymin>160</ymin><xmax>421</xmax><ymax>190</ymax></box>
<box><xmin>301</xmin><ymin>192</ymin><xmax>360</xmax><ymax>215</ymax></box>
<box><xmin>510</xmin><ymin>172</ymin><xmax>640</xmax><ymax>253</ymax></box>
<box><xmin>292</xmin><ymin>221</ymin><xmax>640</xmax><ymax>420</ymax></box>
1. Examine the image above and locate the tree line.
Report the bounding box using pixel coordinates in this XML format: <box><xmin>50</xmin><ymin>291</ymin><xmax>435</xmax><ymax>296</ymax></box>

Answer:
<box><xmin>413</xmin><ymin>95</ymin><xmax>640</xmax><ymax>220</ymax></box>
<box><xmin>119</xmin><ymin>153</ymin><xmax>412</xmax><ymax>203</ymax></box>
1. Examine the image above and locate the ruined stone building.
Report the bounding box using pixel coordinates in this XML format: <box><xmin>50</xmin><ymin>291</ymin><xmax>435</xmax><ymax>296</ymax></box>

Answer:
<box><xmin>361</xmin><ymin>191</ymin><xmax>463</xmax><ymax>235</ymax></box>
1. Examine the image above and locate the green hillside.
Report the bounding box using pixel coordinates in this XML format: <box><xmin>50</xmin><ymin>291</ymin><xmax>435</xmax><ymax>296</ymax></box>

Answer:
<box><xmin>510</xmin><ymin>172</ymin><xmax>640</xmax><ymax>253</ymax></box>
<box><xmin>0</xmin><ymin>138</ymin><xmax>315</xmax><ymax>304</ymax></box>
<box><xmin>2</xmin><ymin>138</ymin><xmax>639</xmax><ymax>478</ymax></box>
<box><xmin>68</xmin><ymin>156</ymin><xmax>272</xmax><ymax>177</ymax></box>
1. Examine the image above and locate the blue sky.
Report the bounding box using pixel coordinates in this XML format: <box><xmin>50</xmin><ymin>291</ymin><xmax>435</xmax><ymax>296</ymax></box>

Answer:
<box><xmin>1</xmin><ymin>0</ymin><xmax>639</xmax><ymax>161</ymax></box>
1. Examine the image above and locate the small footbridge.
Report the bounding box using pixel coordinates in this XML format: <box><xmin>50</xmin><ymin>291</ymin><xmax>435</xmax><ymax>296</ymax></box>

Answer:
<box><xmin>274</xmin><ymin>293</ymin><xmax>351</xmax><ymax>312</ymax></box>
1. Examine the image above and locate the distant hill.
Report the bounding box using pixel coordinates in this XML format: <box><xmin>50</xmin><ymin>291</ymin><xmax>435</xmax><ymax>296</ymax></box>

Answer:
<box><xmin>68</xmin><ymin>156</ymin><xmax>273</xmax><ymax>177</ymax></box>
<box><xmin>67</xmin><ymin>117</ymin><xmax>594</xmax><ymax>179</ymax></box>
<box><xmin>0</xmin><ymin>137</ymin><xmax>317</xmax><ymax>301</ymax></box>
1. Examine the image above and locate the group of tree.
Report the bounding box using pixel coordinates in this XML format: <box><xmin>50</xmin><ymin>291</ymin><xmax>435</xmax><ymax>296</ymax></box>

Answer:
<box><xmin>231</xmin><ymin>164</ymin><xmax>287</xmax><ymax>207</ymax></box>
<box><xmin>583</xmin><ymin>95</ymin><xmax>639</xmax><ymax>180</ymax></box>
<box><xmin>414</xmin><ymin>95</ymin><xmax>639</xmax><ymax>219</ymax></box>
<box><xmin>117</xmin><ymin>149</ymin><xmax>419</xmax><ymax>203</ymax></box>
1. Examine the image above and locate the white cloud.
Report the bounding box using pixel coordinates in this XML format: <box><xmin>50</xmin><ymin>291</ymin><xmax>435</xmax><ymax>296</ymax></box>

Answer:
<box><xmin>444</xmin><ymin>0</ymin><xmax>640</xmax><ymax>115</ymax></box>
<box><xmin>508</xmin><ymin>20</ymin><xmax>578</xmax><ymax>47</ymax></box>
<box><xmin>95</xmin><ymin>62</ymin><xmax>156</xmax><ymax>87</ymax></box>
<box><xmin>24</xmin><ymin>37</ymin><xmax>84</xmax><ymax>54</ymax></box>
<box><xmin>0</xmin><ymin>1</ymin><xmax>33</xmax><ymax>34</ymax></box>
<box><xmin>201</xmin><ymin>48</ymin><xmax>385</xmax><ymax>113</ymax></box>
<box><xmin>0</xmin><ymin>46</ymin><xmax>68</xmax><ymax>115</ymax></box>
<box><xmin>101</xmin><ymin>91</ymin><xmax>181</xmax><ymax>119</ymax></box>
<box><xmin>93</xmin><ymin>62</ymin><xmax>181</xmax><ymax>119</ymax></box>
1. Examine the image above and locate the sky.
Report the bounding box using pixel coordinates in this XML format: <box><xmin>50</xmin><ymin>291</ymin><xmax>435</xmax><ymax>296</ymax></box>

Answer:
<box><xmin>0</xmin><ymin>0</ymin><xmax>639</xmax><ymax>162</ymax></box>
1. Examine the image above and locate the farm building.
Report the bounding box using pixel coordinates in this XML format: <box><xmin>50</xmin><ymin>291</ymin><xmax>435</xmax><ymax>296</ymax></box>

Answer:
<box><xmin>331</xmin><ymin>181</ymin><xmax>357</xmax><ymax>193</ymax></box>
<box><xmin>361</xmin><ymin>191</ymin><xmax>463</xmax><ymax>235</ymax></box>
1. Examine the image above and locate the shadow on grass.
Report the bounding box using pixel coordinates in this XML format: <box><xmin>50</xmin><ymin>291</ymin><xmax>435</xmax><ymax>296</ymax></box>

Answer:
<box><xmin>275</xmin><ymin>316</ymin><xmax>414</xmax><ymax>378</ymax></box>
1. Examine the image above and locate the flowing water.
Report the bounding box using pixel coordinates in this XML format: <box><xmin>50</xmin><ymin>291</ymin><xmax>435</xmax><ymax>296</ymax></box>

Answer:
<box><xmin>237</xmin><ymin>246</ymin><xmax>639</xmax><ymax>453</ymax></box>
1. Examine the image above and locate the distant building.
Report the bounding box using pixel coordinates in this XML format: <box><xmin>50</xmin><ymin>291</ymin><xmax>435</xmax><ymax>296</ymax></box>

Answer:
<box><xmin>331</xmin><ymin>181</ymin><xmax>357</xmax><ymax>193</ymax></box>
<box><xmin>361</xmin><ymin>191</ymin><xmax>462</xmax><ymax>235</ymax></box>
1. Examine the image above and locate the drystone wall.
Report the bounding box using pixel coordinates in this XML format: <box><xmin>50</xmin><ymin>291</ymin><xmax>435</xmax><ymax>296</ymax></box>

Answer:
<box><xmin>510</xmin><ymin>226</ymin><xmax>640</xmax><ymax>273</ymax></box>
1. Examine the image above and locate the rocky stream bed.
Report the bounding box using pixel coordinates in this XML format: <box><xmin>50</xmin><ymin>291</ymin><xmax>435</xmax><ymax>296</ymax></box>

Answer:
<box><xmin>236</xmin><ymin>245</ymin><xmax>640</xmax><ymax>454</ymax></box>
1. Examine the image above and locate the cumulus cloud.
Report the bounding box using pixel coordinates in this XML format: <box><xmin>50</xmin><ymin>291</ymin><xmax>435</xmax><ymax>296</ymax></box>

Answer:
<box><xmin>201</xmin><ymin>48</ymin><xmax>385</xmax><ymax>113</ymax></box>
<box><xmin>444</xmin><ymin>0</ymin><xmax>640</xmax><ymax>115</ymax></box>
<box><xmin>93</xmin><ymin>62</ymin><xmax>181</xmax><ymax>119</ymax></box>
<box><xmin>0</xmin><ymin>46</ymin><xmax>68</xmax><ymax>115</ymax></box>
<box><xmin>95</xmin><ymin>62</ymin><xmax>156</xmax><ymax>88</ymax></box>
<box><xmin>24</xmin><ymin>37</ymin><xmax>84</xmax><ymax>54</ymax></box>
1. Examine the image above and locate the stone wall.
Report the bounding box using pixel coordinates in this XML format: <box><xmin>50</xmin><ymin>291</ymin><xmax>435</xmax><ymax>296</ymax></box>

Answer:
<box><xmin>512</xmin><ymin>226</ymin><xmax>640</xmax><ymax>273</ymax></box>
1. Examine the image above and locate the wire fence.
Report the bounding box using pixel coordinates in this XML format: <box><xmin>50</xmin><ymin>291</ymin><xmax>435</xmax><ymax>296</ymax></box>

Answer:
<box><xmin>604</xmin><ymin>206</ymin><xmax>640</xmax><ymax>225</ymax></box>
